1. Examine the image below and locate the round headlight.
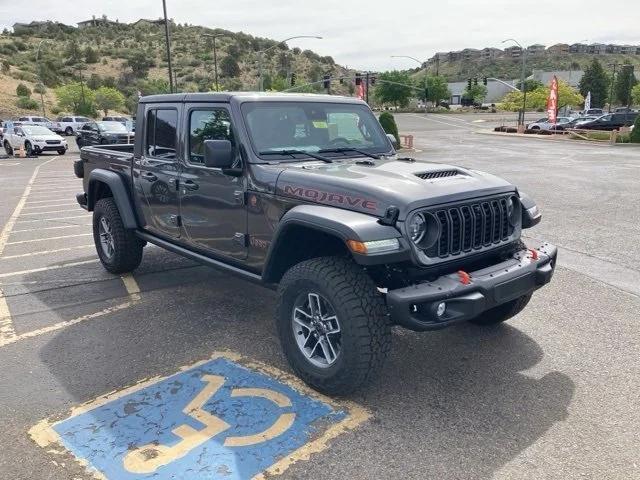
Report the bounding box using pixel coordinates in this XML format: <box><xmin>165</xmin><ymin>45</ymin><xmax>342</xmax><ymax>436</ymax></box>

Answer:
<box><xmin>408</xmin><ymin>213</ymin><xmax>427</xmax><ymax>244</ymax></box>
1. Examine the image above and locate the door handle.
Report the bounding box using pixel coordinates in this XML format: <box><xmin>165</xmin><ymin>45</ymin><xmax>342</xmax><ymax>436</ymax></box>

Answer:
<box><xmin>183</xmin><ymin>180</ymin><xmax>199</xmax><ymax>191</ymax></box>
<box><xmin>142</xmin><ymin>172</ymin><xmax>158</xmax><ymax>182</ymax></box>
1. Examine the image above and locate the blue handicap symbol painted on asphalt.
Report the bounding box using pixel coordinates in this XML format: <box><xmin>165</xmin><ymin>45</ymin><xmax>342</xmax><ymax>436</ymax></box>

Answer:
<box><xmin>52</xmin><ymin>357</ymin><xmax>347</xmax><ymax>479</ymax></box>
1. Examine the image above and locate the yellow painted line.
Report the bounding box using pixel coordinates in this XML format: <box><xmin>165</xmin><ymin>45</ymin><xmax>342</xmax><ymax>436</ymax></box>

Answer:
<box><xmin>231</xmin><ymin>387</ymin><xmax>292</xmax><ymax>408</ymax></box>
<box><xmin>0</xmin><ymin>245</ymin><xmax>94</xmax><ymax>260</ymax></box>
<box><xmin>0</xmin><ymin>157</ymin><xmax>59</xmax><ymax>343</ymax></box>
<box><xmin>11</xmin><ymin>224</ymin><xmax>92</xmax><ymax>233</ymax></box>
<box><xmin>120</xmin><ymin>273</ymin><xmax>140</xmax><ymax>295</ymax></box>
<box><xmin>23</xmin><ymin>203</ymin><xmax>77</xmax><ymax>210</ymax></box>
<box><xmin>30</xmin><ymin>352</ymin><xmax>370</xmax><ymax>480</ymax></box>
<box><xmin>0</xmin><ymin>259</ymin><xmax>99</xmax><ymax>279</ymax></box>
<box><xmin>0</xmin><ymin>294</ymin><xmax>140</xmax><ymax>348</ymax></box>
<box><xmin>20</xmin><ymin>209</ymin><xmax>79</xmax><ymax>216</ymax></box>
<box><xmin>6</xmin><ymin>233</ymin><xmax>92</xmax><ymax>245</ymax></box>
<box><xmin>16</xmin><ymin>215</ymin><xmax>88</xmax><ymax>224</ymax></box>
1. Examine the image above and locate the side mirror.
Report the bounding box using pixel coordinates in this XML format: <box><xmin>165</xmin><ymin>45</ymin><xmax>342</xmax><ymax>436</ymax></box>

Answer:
<box><xmin>204</xmin><ymin>139</ymin><xmax>234</xmax><ymax>168</ymax></box>
<box><xmin>386</xmin><ymin>133</ymin><xmax>399</xmax><ymax>149</ymax></box>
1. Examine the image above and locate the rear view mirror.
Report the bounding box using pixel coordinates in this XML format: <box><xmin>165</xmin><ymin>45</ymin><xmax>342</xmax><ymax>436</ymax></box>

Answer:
<box><xmin>386</xmin><ymin>133</ymin><xmax>399</xmax><ymax>149</ymax></box>
<box><xmin>204</xmin><ymin>139</ymin><xmax>234</xmax><ymax>168</ymax></box>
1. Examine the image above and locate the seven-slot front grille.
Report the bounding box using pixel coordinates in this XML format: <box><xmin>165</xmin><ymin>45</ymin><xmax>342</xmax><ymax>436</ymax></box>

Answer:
<box><xmin>424</xmin><ymin>196</ymin><xmax>515</xmax><ymax>259</ymax></box>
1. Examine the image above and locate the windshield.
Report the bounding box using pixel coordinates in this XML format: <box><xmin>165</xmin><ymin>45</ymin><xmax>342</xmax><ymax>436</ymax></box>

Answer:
<box><xmin>241</xmin><ymin>102</ymin><xmax>391</xmax><ymax>160</ymax></box>
<box><xmin>22</xmin><ymin>126</ymin><xmax>54</xmax><ymax>135</ymax></box>
<box><xmin>98</xmin><ymin>121</ymin><xmax>128</xmax><ymax>132</ymax></box>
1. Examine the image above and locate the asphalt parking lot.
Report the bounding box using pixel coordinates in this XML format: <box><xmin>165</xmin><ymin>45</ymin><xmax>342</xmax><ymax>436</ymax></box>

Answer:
<box><xmin>1</xmin><ymin>117</ymin><xmax>639</xmax><ymax>480</ymax></box>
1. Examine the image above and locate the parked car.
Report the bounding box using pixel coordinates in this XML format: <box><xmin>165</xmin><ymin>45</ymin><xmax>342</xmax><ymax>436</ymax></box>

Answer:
<box><xmin>76</xmin><ymin>121</ymin><xmax>134</xmax><ymax>147</ymax></box>
<box><xmin>526</xmin><ymin>117</ymin><xmax>572</xmax><ymax>130</ymax></box>
<box><xmin>614</xmin><ymin>107</ymin><xmax>636</xmax><ymax>113</ymax></box>
<box><xmin>15</xmin><ymin>115</ymin><xmax>56</xmax><ymax>130</ymax></box>
<box><xmin>581</xmin><ymin>108</ymin><xmax>604</xmax><ymax>116</ymax></box>
<box><xmin>53</xmin><ymin>116</ymin><xmax>93</xmax><ymax>136</ymax></box>
<box><xmin>550</xmin><ymin>116</ymin><xmax>598</xmax><ymax>131</ymax></box>
<box><xmin>0</xmin><ymin>120</ymin><xmax>23</xmax><ymax>142</ymax></box>
<box><xmin>102</xmin><ymin>116</ymin><xmax>130</xmax><ymax>125</ymax></box>
<box><xmin>577</xmin><ymin>112</ymin><xmax>639</xmax><ymax>131</ymax></box>
<box><xmin>3</xmin><ymin>124</ymin><xmax>67</xmax><ymax>156</ymax></box>
<box><xmin>73</xmin><ymin>92</ymin><xmax>557</xmax><ymax>395</ymax></box>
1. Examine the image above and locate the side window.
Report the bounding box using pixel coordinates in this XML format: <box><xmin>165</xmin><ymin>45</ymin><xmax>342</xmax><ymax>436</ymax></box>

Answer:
<box><xmin>188</xmin><ymin>109</ymin><xmax>233</xmax><ymax>164</ymax></box>
<box><xmin>145</xmin><ymin>108</ymin><xmax>178</xmax><ymax>159</ymax></box>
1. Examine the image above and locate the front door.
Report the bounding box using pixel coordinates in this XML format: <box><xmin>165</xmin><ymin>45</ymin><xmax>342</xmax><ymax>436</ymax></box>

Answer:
<box><xmin>178</xmin><ymin>104</ymin><xmax>247</xmax><ymax>259</ymax></box>
<box><xmin>134</xmin><ymin>107</ymin><xmax>181</xmax><ymax>238</ymax></box>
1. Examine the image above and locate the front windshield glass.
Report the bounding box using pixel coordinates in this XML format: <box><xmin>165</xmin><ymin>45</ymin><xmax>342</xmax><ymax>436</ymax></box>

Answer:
<box><xmin>98</xmin><ymin>121</ymin><xmax>127</xmax><ymax>132</ymax></box>
<box><xmin>241</xmin><ymin>102</ymin><xmax>390</xmax><ymax>160</ymax></box>
<box><xmin>23</xmin><ymin>126</ymin><xmax>53</xmax><ymax>135</ymax></box>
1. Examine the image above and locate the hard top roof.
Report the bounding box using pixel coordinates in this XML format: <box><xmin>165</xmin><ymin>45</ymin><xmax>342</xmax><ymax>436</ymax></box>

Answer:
<box><xmin>139</xmin><ymin>91</ymin><xmax>366</xmax><ymax>105</ymax></box>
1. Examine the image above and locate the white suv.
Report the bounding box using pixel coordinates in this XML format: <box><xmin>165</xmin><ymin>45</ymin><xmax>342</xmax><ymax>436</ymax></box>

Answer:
<box><xmin>4</xmin><ymin>124</ymin><xmax>68</xmax><ymax>156</ymax></box>
<box><xmin>53</xmin><ymin>115</ymin><xmax>92</xmax><ymax>136</ymax></box>
<box><xmin>16</xmin><ymin>115</ymin><xmax>56</xmax><ymax>130</ymax></box>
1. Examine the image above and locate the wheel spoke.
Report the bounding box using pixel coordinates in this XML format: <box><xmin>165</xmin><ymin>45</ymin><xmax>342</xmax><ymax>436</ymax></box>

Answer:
<box><xmin>308</xmin><ymin>293</ymin><xmax>322</xmax><ymax>317</ymax></box>
<box><xmin>323</xmin><ymin>335</ymin><xmax>338</xmax><ymax>362</ymax></box>
<box><xmin>322</xmin><ymin>315</ymin><xmax>340</xmax><ymax>334</ymax></box>
<box><xmin>318</xmin><ymin>337</ymin><xmax>334</xmax><ymax>364</ymax></box>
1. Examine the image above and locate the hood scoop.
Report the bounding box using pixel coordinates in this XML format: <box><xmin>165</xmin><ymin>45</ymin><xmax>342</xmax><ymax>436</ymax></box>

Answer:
<box><xmin>415</xmin><ymin>169</ymin><xmax>460</xmax><ymax>180</ymax></box>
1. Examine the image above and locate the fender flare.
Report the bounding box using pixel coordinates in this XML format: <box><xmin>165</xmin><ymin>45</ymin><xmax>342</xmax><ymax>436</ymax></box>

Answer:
<box><xmin>519</xmin><ymin>191</ymin><xmax>542</xmax><ymax>228</ymax></box>
<box><xmin>87</xmin><ymin>169</ymin><xmax>138</xmax><ymax>229</ymax></box>
<box><xmin>262</xmin><ymin>205</ymin><xmax>409</xmax><ymax>282</ymax></box>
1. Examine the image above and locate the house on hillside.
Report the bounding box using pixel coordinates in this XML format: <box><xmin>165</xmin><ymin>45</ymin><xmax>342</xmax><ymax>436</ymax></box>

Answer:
<box><xmin>480</xmin><ymin>47</ymin><xmax>502</xmax><ymax>60</ymax></box>
<box><xmin>527</xmin><ymin>44</ymin><xmax>546</xmax><ymax>56</ymax></box>
<box><xmin>12</xmin><ymin>21</ymin><xmax>69</xmax><ymax>34</ymax></box>
<box><xmin>132</xmin><ymin>18</ymin><xmax>174</xmax><ymax>27</ymax></box>
<box><xmin>588</xmin><ymin>43</ymin><xmax>607</xmax><ymax>55</ymax></box>
<box><xmin>547</xmin><ymin>43</ymin><xmax>570</xmax><ymax>55</ymax></box>
<box><xmin>461</xmin><ymin>48</ymin><xmax>481</xmax><ymax>60</ymax></box>
<box><xmin>447</xmin><ymin>51</ymin><xmax>461</xmax><ymax>62</ymax></box>
<box><xmin>504</xmin><ymin>45</ymin><xmax>523</xmax><ymax>58</ymax></box>
<box><xmin>570</xmin><ymin>43</ymin><xmax>589</xmax><ymax>54</ymax></box>
<box><xmin>77</xmin><ymin>15</ymin><xmax>119</xmax><ymax>29</ymax></box>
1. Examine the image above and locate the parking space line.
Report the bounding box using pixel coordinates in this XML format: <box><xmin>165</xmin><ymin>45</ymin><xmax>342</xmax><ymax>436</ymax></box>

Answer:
<box><xmin>0</xmin><ymin>245</ymin><xmax>94</xmax><ymax>260</ymax></box>
<box><xmin>0</xmin><ymin>291</ymin><xmax>16</xmax><ymax>343</ymax></box>
<box><xmin>26</xmin><ymin>199</ymin><xmax>76</xmax><ymax>204</ymax></box>
<box><xmin>23</xmin><ymin>203</ymin><xmax>77</xmax><ymax>210</ymax></box>
<box><xmin>11</xmin><ymin>224</ymin><xmax>92</xmax><ymax>233</ymax></box>
<box><xmin>0</xmin><ymin>259</ymin><xmax>99</xmax><ymax>279</ymax></box>
<box><xmin>16</xmin><ymin>215</ymin><xmax>88</xmax><ymax>224</ymax></box>
<box><xmin>6</xmin><ymin>233</ymin><xmax>92</xmax><ymax>245</ymax></box>
<box><xmin>20</xmin><ymin>209</ymin><xmax>80</xmax><ymax>216</ymax></box>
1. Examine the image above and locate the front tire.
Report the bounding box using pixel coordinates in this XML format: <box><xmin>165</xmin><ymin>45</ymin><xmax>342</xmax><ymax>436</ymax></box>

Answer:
<box><xmin>468</xmin><ymin>293</ymin><xmax>532</xmax><ymax>326</ymax></box>
<box><xmin>57</xmin><ymin>148</ymin><xmax>67</xmax><ymax>155</ymax></box>
<box><xmin>25</xmin><ymin>141</ymin><xmax>33</xmax><ymax>156</ymax></box>
<box><xmin>65</xmin><ymin>127</ymin><xmax>73</xmax><ymax>136</ymax></box>
<box><xmin>4</xmin><ymin>141</ymin><xmax>13</xmax><ymax>156</ymax></box>
<box><xmin>93</xmin><ymin>198</ymin><xmax>144</xmax><ymax>274</ymax></box>
<box><xmin>276</xmin><ymin>257</ymin><xmax>391</xmax><ymax>395</ymax></box>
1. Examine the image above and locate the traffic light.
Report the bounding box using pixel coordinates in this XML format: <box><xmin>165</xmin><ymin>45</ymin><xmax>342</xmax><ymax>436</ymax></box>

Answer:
<box><xmin>323</xmin><ymin>74</ymin><xmax>331</xmax><ymax>89</ymax></box>
<box><xmin>467</xmin><ymin>78</ymin><xmax>472</xmax><ymax>89</ymax></box>
<box><xmin>473</xmin><ymin>77</ymin><xmax>478</xmax><ymax>86</ymax></box>
<box><xmin>483</xmin><ymin>77</ymin><xmax>488</xmax><ymax>86</ymax></box>
<box><xmin>290</xmin><ymin>72</ymin><xmax>296</xmax><ymax>86</ymax></box>
<box><xmin>355</xmin><ymin>73</ymin><xmax>362</xmax><ymax>86</ymax></box>
<box><xmin>370</xmin><ymin>75</ymin><xmax>376</xmax><ymax>86</ymax></box>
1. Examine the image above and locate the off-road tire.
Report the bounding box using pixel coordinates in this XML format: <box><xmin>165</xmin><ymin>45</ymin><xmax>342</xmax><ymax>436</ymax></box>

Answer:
<box><xmin>276</xmin><ymin>256</ymin><xmax>391</xmax><ymax>395</ymax></box>
<box><xmin>468</xmin><ymin>293</ymin><xmax>532</xmax><ymax>326</ymax></box>
<box><xmin>93</xmin><ymin>198</ymin><xmax>144</xmax><ymax>274</ymax></box>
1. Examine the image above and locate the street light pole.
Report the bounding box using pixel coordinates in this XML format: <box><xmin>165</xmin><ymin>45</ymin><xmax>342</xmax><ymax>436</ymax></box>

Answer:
<box><xmin>256</xmin><ymin>35</ymin><xmax>322</xmax><ymax>91</ymax></box>
<box><xmin>162</xmin><ymin>0</ymin><xmax>174</xmax><ymax>93</ymax></box>
<box><xmin>608</xmin><ymin>62</ymin><xmax>618</xmax><ymax>113</ymax></box>
<box><xmin>390</xmin><ymin>55</ymin><xmax>428</xmax><ymax>107</ymax></box>
<box><xmin>503</xmin><ymin>39</ymin><xmax>527</xmax><ymax>127</ymax></box>
<box><xmin>35</xmin><ymin>39</ymin><xmax>48</xmax><ymax>117</ymax></box>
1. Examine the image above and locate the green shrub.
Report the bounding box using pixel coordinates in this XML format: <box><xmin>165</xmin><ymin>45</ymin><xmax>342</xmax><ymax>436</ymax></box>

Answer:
<box><xmin>631</xmin><ymin>115</ymin><xmax>640</xmax><ymax>144</ymax></box>
<box><xmin>378</xmin><ymin>112</ymin><xmax>400</xmax><ymax>146</ymax></box>
<box><xmin>16</xmin><ymin>96</ymin><xmax>39</xmax><ymax>110</ymax></box>
<box><xmin>33</xmin><ymin>83</ymin><xmax>46</xmax><ymax>94</ymax></box>
<box><xmin>16</xmin><ymin>83</ymin><xmax>31</xmax><ymax>97</ymax></box>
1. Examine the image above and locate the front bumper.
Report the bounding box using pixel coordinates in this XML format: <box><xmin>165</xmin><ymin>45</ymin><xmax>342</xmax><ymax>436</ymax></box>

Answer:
<box><xmin>386</xmin><ymin>242</ymin><xmax>557</xmax><ymax>331</ymax></box>
<box><xmin>33</xmin><ymin>142</ymin><xmax>67</xmax><ymax>152</ymax></box>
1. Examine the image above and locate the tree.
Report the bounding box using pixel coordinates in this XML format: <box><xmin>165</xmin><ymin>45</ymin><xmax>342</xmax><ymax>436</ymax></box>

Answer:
<box><xmin>1</xmin><ymin>60</ymin><xmax>9</xmax><ymax>74</ymax></box>
<box><xmin>126</xmin><ymin>50</ymin><xmax>155</xmax><ymax>78</ymax></box>
<box><xmin>65</xmin><ymin>39</ymin><xmax>82</xmax><ymax>63</ymax></box>
<box><xmin>84</xmin><ymin>46</ymin><xmax>99</xmax><ymax>64</ymax></box>
<box><xmin>464</xmin><ymin>84</ymin><xmax>488</xmax><ymax>104</ymax></box>
<box><xmin>16</xmin><ymin>83</ymin><xmax>31</xmax><ymax>97</ymax></box>
<box><xmin>578</xmin><ymin>59</ymin><xmax>609</xmax><ymax>108</ymax></box>
<box><xmin>614</xmin><ymin>64</ymin><xmax>637</xmax><ymax>107</ymax></box>
<box><xmin>500</xmin><ymin>81</ymin><xmax>583</xmax><ymax>112</ymax></box>
<box><xmin>632</xmin><ymin>84</ymin><xmax>640</xmax><ymax>107</ymax></box>
<box><xmin>33</xmin><ymin>83</ymin><xmax>46</xmax><ymax>94</ymax></box>
<box><xmin>55</xmin><ymin>82</ymin><xmax>96</xmax><ymax>115</ymax></box>
<box><xmin>375</xmin><ymin>71</ymin><xmax>414</xmax><ymax>108</ymax></box>
<box><xmin>87</xmin><ymin>73</ymin><xmax>102</xmax><ymax>90</ymax></box>
<box><xmin>378</xmin><ymin>112</ymin><xmax>400</xmax><ymax>146</ymax></box>
<box><xmin>416</xmin><ymin>75</ymin><xmax>451</xmax><ymax>105</ymax></box>
<box><xmin>16</xmin><ymin>96</ymin><xmax>39</xmax><ymax>110</ymax></box>
<box><xmin>220</xmin><ymin>55</ymin><xmax>240</xmax><ymax>78</ymax></box>
<box><xmin>516</xmin><ymin>79</ymin><xmax>544</xmax><ymax>92</ymax></box>
<box><xmin>630</xmin><ymin>115</ymin><xmax>640</xmax><ymax>144</ymax></box>
<box><xmin>95</xmin><ymin>86</ymin><xmax>125</xmax><ymax>116</ymax></box>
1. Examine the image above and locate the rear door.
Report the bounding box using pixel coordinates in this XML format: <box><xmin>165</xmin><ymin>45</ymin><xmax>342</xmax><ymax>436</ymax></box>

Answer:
<box><xmin>178</xmin><ymin>103</ymin><xmax>247</xmax><ymax>259</ymax></box>
<box><xmin>133</xmin><ymin>105</ymin><xmax>181</xmax><ymax>238</ymax></box>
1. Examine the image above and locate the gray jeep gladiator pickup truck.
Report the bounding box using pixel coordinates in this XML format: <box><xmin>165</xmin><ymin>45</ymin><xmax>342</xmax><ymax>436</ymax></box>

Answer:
<box><xmin>74</xmin><ymin>92</ymin><xmax>556</xmax><ymax>395</ymax></box>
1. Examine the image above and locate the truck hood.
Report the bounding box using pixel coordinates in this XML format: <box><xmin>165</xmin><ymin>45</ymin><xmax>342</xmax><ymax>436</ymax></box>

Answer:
<box><xmin>274</xmin><ymin>158</ymin><xmax>515</xmax><ymax>220</ymax></box>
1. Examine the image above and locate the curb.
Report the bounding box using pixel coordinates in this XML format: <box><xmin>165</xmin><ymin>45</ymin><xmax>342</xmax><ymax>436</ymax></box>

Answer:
<box><xmin>475</xmin><ymin>129</ymin><xmax>640</xmax><ymax>147</ymax></box>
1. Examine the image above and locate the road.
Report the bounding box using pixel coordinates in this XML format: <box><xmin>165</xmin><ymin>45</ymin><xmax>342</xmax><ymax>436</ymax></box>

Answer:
<box><xmin>0</xmin><ymin>116</ymin><xmax>638</xmax><ymax>480</ymax></box>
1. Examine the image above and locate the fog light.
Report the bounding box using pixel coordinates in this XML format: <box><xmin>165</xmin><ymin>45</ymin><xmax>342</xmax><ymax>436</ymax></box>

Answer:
<box><xmin>436</xmin><ymin>302</ymin><xmax>446</xmax><ymax>317</ymax></box>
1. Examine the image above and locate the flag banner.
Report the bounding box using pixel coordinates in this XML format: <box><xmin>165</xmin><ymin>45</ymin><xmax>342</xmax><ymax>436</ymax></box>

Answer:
<box><xmin>546</xmin><ymin>76</ymin><xmax>559</xmax><ymax>123</ymax></box>
<box><xmin>584</xmin><ymin>91</ymin><xmax>591</xmax><ymax>112</ymax></box>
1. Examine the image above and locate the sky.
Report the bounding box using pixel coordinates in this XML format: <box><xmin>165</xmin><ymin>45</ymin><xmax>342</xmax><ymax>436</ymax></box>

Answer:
<box><xmin>1</xmin><ymin>0</ymin><xmax>639</xmax><ymax>71</ymax></box>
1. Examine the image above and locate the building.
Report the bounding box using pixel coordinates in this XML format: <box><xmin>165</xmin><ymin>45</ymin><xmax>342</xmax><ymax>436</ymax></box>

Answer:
<box><xmin>504</xmin><ymin>45</ymin><xmax>523</xmax><ymax>58</ymax></box>
<box><xmin>77</xmin><ymin>15</ymin><xmax>119</xmax><ymax>29</ymax></box>
<box><xmin>527</xmin><ymin>44</ymin><xmax>546</xmax><ymax>56</ymax></box>
<box><xmin>132</xmin><ymin>18</ymin><xmax>173</xmax><ymax>27</ymax></box>
<box><xmin>588</xmin><ymin>43</ymin><xmax>607</xmax><ymax>55</ymax></box>
<box><xmin>461</xmin><ymin>48</ymin><xmax>481</xmax><ymax>60</ymax></box>
<box><xmin>480</xmin><ymin>47</ymin><xmax>502</xmax><ymax>60</ymax></box>
<box><xmin>570</xmin><ymin>43</ymin><xmax>589</xmax><ymax>54</ymax></box>
<box><xmin>447</xmin><ymin>78</ymin><xmax>518</xmax><ymax>105</ymax></box>
<box><xmin>530</xmin><ymin>70</ymin><xmax>584</xmax><ymax>88</ymax></box>
<box><xmin>547</xmin><ymin>43</ymin><xmax>570</xmax><ymax>55</ymax></box>
<box><xmin>12</xmin><ymin>21</ymin><xmax>63</xmax><ymax>34</ymax></box>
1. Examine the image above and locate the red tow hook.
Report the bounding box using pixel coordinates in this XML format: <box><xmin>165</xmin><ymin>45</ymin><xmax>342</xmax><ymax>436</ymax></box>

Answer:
<box><xmin>528</xmin><ymin>249</ymin><xmax>539</xmax><ymax>260</ymax></box>
<box><xmin>458</xmin><ymin>270</ymin><xmax>472</xmax><ymax>285</ymax></box>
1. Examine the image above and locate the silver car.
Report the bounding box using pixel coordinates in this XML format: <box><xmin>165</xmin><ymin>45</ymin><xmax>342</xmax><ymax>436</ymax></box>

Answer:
<box><xmin>527</xmin><ymin>117</ymin><xmax>573</xmax><ymax>130</ymax></box>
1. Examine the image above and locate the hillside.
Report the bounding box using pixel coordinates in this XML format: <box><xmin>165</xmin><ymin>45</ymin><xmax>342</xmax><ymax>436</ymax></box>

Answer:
<box><xmin>0</xmin><ymin>21</ymin><xmax>352</xmax><ymax>119</ymax></box>
<box><xmin>422</xmin><ymin>53</ymin><xmax>640</xmax><ymax>82</ymax></box>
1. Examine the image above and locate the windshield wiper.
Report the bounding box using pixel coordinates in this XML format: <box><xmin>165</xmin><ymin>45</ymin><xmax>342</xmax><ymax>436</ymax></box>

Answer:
<box><xmin>318</xmin><ymin>147</ymin><xmax>381</xmax><ymax>160</ymax></box>
<box><xmin>259</xmin><ymin>149</ymin><xmax>333</xmax><ymax>163</ymax></box>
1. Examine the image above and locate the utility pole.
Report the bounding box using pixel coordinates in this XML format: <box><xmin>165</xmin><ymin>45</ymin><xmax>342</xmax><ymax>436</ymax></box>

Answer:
<box><xmin>608</xmin><ymin>62</ymin><xmax>618</xmax><ymax>113</ymax></box>
<box><xmin>162</xmin><ymin>0</ymin><xmax>174</xmax><ymax>93</ymax></box>
<box><xmin>203</xmin><ymin>33</ymin><xmax>228</xmax><ymax>91</ymax></box>
<box><xmin>35</xmin><ymin>39</ymin><xmax>47</xmax><ymax>117</ymax></box>
<box><xmin>365</xmin><ymin>72</ymin><xmax>369</xmax><ymax>104</ymax></box>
